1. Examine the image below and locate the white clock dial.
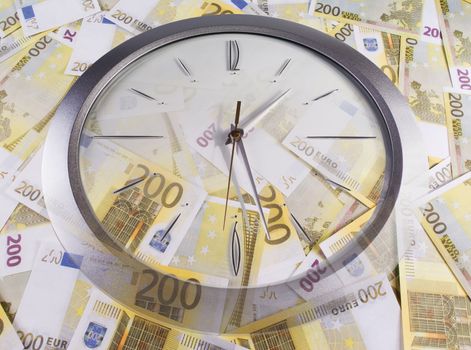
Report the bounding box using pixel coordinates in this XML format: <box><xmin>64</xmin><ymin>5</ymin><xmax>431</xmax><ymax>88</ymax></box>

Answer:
<box><xmin>78</xmin><ymin>33</ymin><xmax>386</xmax><ymax>287</ymax></box>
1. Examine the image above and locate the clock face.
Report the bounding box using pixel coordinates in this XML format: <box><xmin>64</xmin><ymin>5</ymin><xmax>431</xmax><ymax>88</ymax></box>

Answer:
<box><xmin>77</xmin><ymin>32</ymin><xmax>389</xmax><ymax>287</ymax></box>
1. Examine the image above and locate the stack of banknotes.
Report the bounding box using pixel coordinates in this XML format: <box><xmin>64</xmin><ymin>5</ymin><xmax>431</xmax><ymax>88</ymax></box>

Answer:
<box><xmin>0</xmin><ymin>0</ymin><xmax>470</xmax><ymax>349</ymax></box>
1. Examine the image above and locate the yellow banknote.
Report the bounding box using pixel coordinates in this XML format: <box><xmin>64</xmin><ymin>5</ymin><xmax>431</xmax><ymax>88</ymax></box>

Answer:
<box><xmin>0</xmin><ymin>35</ymin><xmax>75</xmax><ymax>166</ymax></box>
<box><xmin>436</xmin><ymin>0</ymin><xmax>471</xmax><ymax>92</ymax></box>
<box><xmin>327</xmin><ymin>23</ymin><xmax>401</xmax><ymax>87</ymax></box>
<box><xmin>285</xmin><ymin>171</ymin><xmax>366</xmax><ymax>250</ymax></box>
<box><xmin>81</xmin><ymin>138</ymin><xmax>207</xmax><ymax>266</ymax></box>
<box><xmin>401</xmin><ymin>37</ymin><xmax>452</xmax><ymax>160</ymax></box>
<box><xmin>0</xmin><ymin>303</ymin><xmax>23</xmax><ymax>350</ymax></box>
<box><xmin>319</xmin><ymin>209</ymin><xmax>399</xmax><ymax>287</ymax></box>
<box><xmin>399</xmin><ymin>218</ymin><xmax>471</xmax><ymax>350</ymax></box>
<box><xmin>69</xmin><ymin>288</ymin><xmax>247</xmax><ymax>350</ymax></box>
<box><xmin>310</xmin><ymin>0</ymin><xmax>424</xmax><ymax>36</ymax></box>
<box><xmin>402</xmin><ymin>39</ymin><xmax>451</xmax><ymax>125</ymax></box>
<box><xmin>282</xmin><ymin>93</ymin><xmax>385</xmax><ymax>207</ymax></box>
<box><xmin>242</xmin><ymin>274</ymin><xmax>401</xmax><ymax>350</ymax></box>
<box><xmin>419</xmin><ymin>171</ymin><xmax>471</xmax><ymax>298</ymax></box>
<box><xmin>445</xmin><ymin>90</ymin><xmax>471</xmax><ymax>177</ymax></box>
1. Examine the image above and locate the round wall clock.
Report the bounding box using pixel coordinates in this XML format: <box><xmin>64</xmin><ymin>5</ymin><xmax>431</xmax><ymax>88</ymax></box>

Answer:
<box><xmin>43</xmin><ymin>14</ymin><xmax>426</xmax><ymax>334</ymax></box>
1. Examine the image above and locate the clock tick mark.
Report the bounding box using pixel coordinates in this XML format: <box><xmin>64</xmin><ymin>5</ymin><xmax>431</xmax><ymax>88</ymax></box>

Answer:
<box><xmin>113</xmin><ymin>175</ymin><xmax>147</xmax><ymax>194</ymax></box>
<box><xmin>273</xmin><ymin>58</ymin><xmax>292</xmax><ymax>82</ymax></box>
<box><xmin>306</xmin><ymin>136</ymin><xmax>377</xmax><ymax>139</ymax></box>
<box><xmin>325</xmin><ymin>178</ymin><xmax>352</xmax><ymax>192</ymax></box>
<box><xmin>313</xmin><ymin>88</ymin><xmax>339</xmax><ymax>101</ymax></box>
<box><xmin>129</xmin><ymin>88</ymin><xmax>155</xmax><ymax>101</ymax></box>
<box><xmin>290</xmin><ymin>213</ymin><xmax>313</xmax><ymax>244</ymax></box>
<box><xmin>176</xmin><ymin>57</ymin><xmax>196</xmax><ymax>82</ymax></box>
<box><xmin>159</xmin><ymin>213</ymin><xmax>181</xmax><ymax>242</ymax></box>
<box><xmin>303</xmin><ymin>88</ymin><xmax>339</xmax><ymax>105</ymax></box>
<box><xmin>93</xmin><ymin>135</ymin><xmax>164</xmax><ymax>139</ymax></box>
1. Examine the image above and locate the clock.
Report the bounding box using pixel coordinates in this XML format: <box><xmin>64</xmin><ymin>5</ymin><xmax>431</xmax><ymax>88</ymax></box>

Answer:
<box><xmin>42</xmin><ymin>14</ymin><xmax>425</xmax><ymax>333</ymax></box>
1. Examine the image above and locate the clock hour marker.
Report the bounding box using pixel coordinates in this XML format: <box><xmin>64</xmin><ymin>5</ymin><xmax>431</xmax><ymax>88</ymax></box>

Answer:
<box><xmin>176</xmin><ymin>57</ymin><xmax>196</xmax><ymax>82</ymax></box>
<box><xmin>129</xmin><ymin>88</ymin><xmax>156</xmax><ymax>101</ymax></box>
<box><xmin>313</xmin><ymin>88</ymin><xmax>339</xmax><ymax>101</ymax></box>
<box><xmin>93</xmin><ymin>135</ymin><xmax>164</xmax><ymax>139</ymax></box>
<box><xmin>129</xmin><ymin>88</ymin><xmax>165</xmax><ymax>104</ymax></box>
<box><xmin>325</xmin><ymin>178</ymin><xmax>352</xmax><ymax>192</ymax></box>
<box><xmin>273</xmin><ymin>58</ymin><xmax>292</xmax><ymax>81</ymax></box>
<box><xmin>303</xmin><ymin>88</ymin><xmax>339</xmax><ymax>105</ymax></box>
<box><xmin>230</xmin><ymin>221</ymin><xmax>241</xmax><ymax>276</ymax></box>
<box><xmin>159</xmin><ymin>213</ymin><xmax>182</xmax><ymax>242</ymax></box>
<box><xmin>290</xmin><ymin>213</ymin><xmax>313</xmax><ymax>244</ymax></box>
<box><xmin>228</xmin><ymin>40</ymin><xmax>240</xmax><ymax>73</ymax></box>
<box><xmin>306</xmin><ymin>136</ymin><xmax>377</xmax><ymax>139</ymax></box>
<box><xmin>113</xmin><ymin>175</ymin><xmax>147</xmax><ymax>194</ymax></box>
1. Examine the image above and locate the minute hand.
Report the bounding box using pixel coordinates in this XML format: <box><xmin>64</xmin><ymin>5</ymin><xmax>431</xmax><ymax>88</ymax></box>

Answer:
<box><xmin>238</xmin><ymin>88</ymin><xmax>291</xmax><ymax>131</ymax></box>
<box><xmin>237</xmin><ymin>138</ymin><xmax>271</xmax><ymax>240</ymax></box>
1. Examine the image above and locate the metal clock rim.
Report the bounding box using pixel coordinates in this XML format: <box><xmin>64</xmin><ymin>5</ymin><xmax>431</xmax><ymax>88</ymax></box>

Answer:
<box><xmin>60</xmin><ymin>14</ymin><xmax>402</xmax><ymax>288</ymax></box>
